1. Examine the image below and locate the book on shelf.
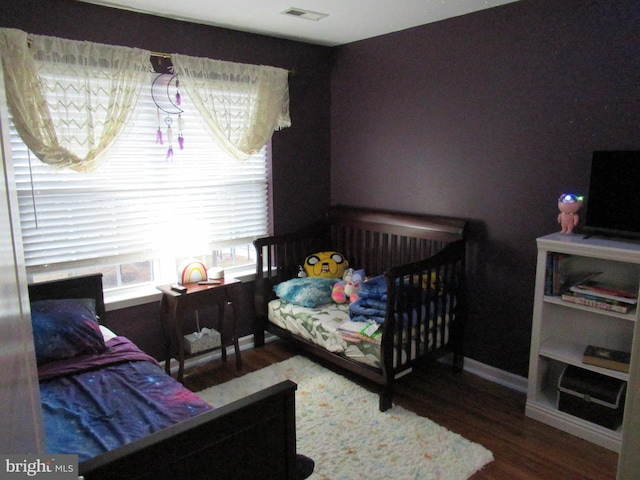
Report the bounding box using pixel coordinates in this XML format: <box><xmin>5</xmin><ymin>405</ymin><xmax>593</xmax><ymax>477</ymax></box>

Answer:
<box><xmin>583</xmin><ymin>345</ymin><xmax>631</xmax><ymax>373</ymax></box>
<box><xmin>561</xmin><ymin>291</ymin><xmax>634</xmax><ymax>313</ymax></box>
<box><xmin>544</xmin><ymin>252</ymin><xmax>571</xmax><ymax>296</ymax></box>
<box><xmin>569</xmin><ymin>277</ymin><xmax>638</xmax><ymax>305</ymax></box>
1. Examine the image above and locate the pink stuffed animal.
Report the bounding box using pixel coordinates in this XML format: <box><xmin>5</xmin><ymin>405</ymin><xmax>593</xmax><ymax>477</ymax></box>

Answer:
<box><xmin>331</xmin><ymin>268</ymin><xmax>365</xmax><ymax>303</ymax></box>
<box><xmin>557</xmin><ymin>193</ymin><xmax>583</xmax><ymax>234</ymax></box>
<box><xmin>331</xmin><ymin>282</ymin><xmax>346</xmax><ymax>303</ymax></box>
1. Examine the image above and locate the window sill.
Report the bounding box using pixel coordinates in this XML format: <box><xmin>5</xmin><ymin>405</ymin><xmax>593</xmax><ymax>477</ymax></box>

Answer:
<box><xmin>104</xmin><ymin>269</ymin><xmax>256</xmax><ymax>311</ymax></box>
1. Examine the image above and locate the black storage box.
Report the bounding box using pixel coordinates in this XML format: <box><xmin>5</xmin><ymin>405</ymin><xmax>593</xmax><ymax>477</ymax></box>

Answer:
<box><xmin>557</xmin><ymin>365</ymin><xmax>627</xmax><ymax>429</ymax></box>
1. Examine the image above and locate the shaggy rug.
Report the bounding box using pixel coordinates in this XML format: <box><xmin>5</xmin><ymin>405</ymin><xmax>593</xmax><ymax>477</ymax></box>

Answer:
<box><xmin>195</xmin><ymin>356</ymin><xmax>493</xmax><ymax>480</ymax></box>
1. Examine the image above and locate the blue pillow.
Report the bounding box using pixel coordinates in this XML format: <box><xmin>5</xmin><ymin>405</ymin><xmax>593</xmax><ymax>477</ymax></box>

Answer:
<box><xmin>274</xmin><ymin>277</ymin><xmax>338</xmax><ymax>308</ymax></box>
<box><xmin>31</xmin><ymin>298</ymin><xmax>106</xmax><ymax>365</ymax></box>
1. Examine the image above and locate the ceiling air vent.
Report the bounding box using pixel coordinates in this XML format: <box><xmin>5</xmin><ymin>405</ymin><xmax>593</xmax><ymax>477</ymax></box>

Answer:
<box><xmin>282</xmin><ymin>7</ymin><xmax>328</xmax><ymax>21</ymax></box>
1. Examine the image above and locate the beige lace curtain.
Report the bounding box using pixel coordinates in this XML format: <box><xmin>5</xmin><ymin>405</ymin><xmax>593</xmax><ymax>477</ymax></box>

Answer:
<box><xmin>0</xmin><ymin>29</ymin><xmax>291</xmax><ymax>169</ymax></box>
<box><xmin>0</xmin><ymin>28</ymin><xmax>152</xmax><ymax>172</ymax></box>
<box><xmin>171</xmin><ymin>54</ymin><xmax>291</xmax><ymax>161</ymax></box>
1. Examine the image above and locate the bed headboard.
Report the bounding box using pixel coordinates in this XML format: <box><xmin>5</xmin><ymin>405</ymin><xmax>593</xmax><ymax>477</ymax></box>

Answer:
<box><xmin>327</xmin><ymin>205</ymin><xmax>467</xmax><ymax>278</ymax></box>
<box><xmin>328</xmin><ymin>205</ymin><xmax>467</xmax><ymax>242</ymax></box>
<box><xmin>27</xmin><ymin>274</ymin><xmax>106</xmax><ymax>323</ymax></box>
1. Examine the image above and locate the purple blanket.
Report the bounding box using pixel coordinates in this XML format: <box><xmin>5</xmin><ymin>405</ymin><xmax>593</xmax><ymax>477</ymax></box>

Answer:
<box><xmin>39</xmin><ymin>336</ymin><xmax>213</xmax><ymax>462</ymax></box>
<box><xmin>38</xmin><ymin>336</ymin><xmax>160</xmax><ymax>380</ymax></box>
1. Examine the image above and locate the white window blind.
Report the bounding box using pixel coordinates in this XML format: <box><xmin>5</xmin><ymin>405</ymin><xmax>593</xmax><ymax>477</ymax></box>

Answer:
<box><xmin>9</xmin><ymin>72</ymin><xmax>269</xmax><ymax>285</ymax></box>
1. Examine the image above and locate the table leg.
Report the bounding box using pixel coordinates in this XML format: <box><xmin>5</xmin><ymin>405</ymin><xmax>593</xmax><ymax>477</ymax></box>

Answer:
<box><xmin>218</xmin><ymin>302</ymin><xmax>227</xmax><ymax>364</ymax></box>
<box><xmin>160</xmin><ymin>296</ymin><xmax>172</xmax><ymax>376</ymax></box>
<box><xmin>228</xmin><ymin>293</ymin><xmax>242</xmax><ymax>370</ymax></box>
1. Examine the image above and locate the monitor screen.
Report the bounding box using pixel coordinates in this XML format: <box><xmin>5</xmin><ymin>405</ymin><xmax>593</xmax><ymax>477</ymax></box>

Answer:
<box><xmin>583</xmin><ymin>150</ymin><xmax>640</xmax><ymax>239</ymax></box>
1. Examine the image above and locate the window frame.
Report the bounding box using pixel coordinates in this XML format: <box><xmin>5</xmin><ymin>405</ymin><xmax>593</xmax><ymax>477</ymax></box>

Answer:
<box><xmin>6</xmin><ymin>71</ymin><xmax>272</xmax><ymax>295</ymax></box>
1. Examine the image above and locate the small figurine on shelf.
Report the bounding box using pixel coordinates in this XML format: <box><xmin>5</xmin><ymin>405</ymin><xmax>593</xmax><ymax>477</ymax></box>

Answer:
<box><xmin>557</xmin><ymin>193</ymin><xmax>584</xmax><ymax>234</ymax></box>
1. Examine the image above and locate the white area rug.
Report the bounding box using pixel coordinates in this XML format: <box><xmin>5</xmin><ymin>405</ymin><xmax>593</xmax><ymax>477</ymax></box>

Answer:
<box><xmin>196</xmin><ymin>356</ymin><xmax>493</xmax><ymax>480</ymax></box>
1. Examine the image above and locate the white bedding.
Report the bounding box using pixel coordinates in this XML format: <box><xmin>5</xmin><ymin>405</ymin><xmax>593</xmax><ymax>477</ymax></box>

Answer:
<box><xmin>99</xmin><ymin>325</ymin><xmax>118</xmax><ymax>342</ymax></box>
<box><xmin>267</xmin><ymin>299</ymin><xmax>383</xmax><ymax>367</ymax></box>
<box><xmin>267</xmin><ymin>298</ymin><xmax>450</xmax><ymax>369</ymax></box>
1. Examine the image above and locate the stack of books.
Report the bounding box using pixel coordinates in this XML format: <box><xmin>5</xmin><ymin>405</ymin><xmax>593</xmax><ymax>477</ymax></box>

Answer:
<box><xmin>583</xmin><ymin>345</ymin><xmax>631</xmax><ymax>373</ymax></box>
<box><xmin>561</xmin><ymin>274</ymin><xmax>638</xmax><ymax>314</ymax></box>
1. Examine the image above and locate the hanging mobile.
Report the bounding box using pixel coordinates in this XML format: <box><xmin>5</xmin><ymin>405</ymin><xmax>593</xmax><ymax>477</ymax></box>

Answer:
<box><xmin>151</xmin><ymin>74</ymin><xmax>184</xmax><ymax>159</ymax></box>
<box><xmin>165</xmin><ymin>117</ymin><xmax>174</xmax><ymax>160</ymax></box>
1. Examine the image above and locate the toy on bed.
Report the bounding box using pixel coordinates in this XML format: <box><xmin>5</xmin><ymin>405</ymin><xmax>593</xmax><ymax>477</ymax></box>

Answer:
<box><xmin>344</xmin><ymin>268</ymin><xmax>364</xmax><ymax>302</ymax></box>
<box><xmin>28</xmin><ymin>274</ymin><xmax>300</xmax><ymax>480</ymax></box>
<box><xmin>303</xmin><ymin>250</ymin><xmax>348</xmax><ymax>278</ymax></box>
<box><xmin>254</xmin><ymin>205</ymin><xmax>468</xmax><ymax>411</ymax></box>
<box><xmin>330</xmin><ymin>268</ymin><xmax>364</xmax><ymax>304</ymax></box>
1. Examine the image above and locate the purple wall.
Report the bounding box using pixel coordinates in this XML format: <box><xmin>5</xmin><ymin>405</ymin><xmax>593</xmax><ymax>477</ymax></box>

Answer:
<box><xmin>331</xmin><ymin>0</ymin><xmax>640</xmax><ymax>375</ymax></box>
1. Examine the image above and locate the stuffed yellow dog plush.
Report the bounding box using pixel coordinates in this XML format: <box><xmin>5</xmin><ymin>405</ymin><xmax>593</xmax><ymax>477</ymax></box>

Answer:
<box><xmin>304</xmin><ymin>251</ymin><xmax>349</xmax><ymax>278</ymax></box>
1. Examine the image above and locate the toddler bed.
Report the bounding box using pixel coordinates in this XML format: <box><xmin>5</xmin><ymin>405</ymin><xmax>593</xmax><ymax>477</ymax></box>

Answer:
<box><xmin>28</xmin><ymin>274</ymin><xmax>298</xmax><ymax>480</ymax></box>
<box><xmin>254</xmin><ymin>205</ymin><xmax>468</xmax><ymax>411</ymax></box>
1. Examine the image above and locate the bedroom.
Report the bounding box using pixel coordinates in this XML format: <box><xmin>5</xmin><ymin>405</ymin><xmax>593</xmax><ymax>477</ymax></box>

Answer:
<box><xmin>1</xmin><ymin>0</ymin><xmax>638</xmax><ymax>477</ymax></box>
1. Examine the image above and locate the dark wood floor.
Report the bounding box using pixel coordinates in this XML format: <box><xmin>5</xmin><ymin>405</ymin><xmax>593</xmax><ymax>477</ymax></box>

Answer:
<box><xmin>183</xmin><ymin>340</ymin><xmax>619</xmax><ymax>480</ymax></box>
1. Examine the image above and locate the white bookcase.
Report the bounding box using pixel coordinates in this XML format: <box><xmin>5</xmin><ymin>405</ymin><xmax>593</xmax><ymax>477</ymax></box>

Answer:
<box><xmin>526</xmin><ymin>232</ymin><xmax>640</xmax><ymax>452</ymax></box>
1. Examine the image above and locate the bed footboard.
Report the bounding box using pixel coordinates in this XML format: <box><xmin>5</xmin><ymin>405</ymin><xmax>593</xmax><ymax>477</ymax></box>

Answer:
<box><xmin>79</xmin><ymin>380</ymin><xmax>298</xmax><ymax>480</ymax></box>
<box><xmin>381</xmin><ymin>239</ymin><xmax>467</xmax><ymax>375</ymax></box>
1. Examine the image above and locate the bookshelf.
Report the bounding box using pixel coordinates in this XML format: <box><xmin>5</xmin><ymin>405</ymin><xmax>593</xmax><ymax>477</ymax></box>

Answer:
<box><xmin>526</xmin><ymin>232</ymin><xmax>640</xmax><ymax>452</ymax></box>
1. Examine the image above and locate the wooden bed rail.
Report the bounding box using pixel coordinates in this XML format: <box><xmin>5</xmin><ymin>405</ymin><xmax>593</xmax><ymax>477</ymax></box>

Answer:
<box><xmin>80</xmin><ymin>380</ymin><xmax>298</xmax><ymax>480</ymax></box>
<box><xmin>382</xmin><ymin>239</ymin><xmax>468</xmax><ymax>377</ymax></box>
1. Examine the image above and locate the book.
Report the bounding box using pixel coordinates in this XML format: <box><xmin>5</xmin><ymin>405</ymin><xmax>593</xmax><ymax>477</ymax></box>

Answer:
<box><xmin>561</xmin><ymin>291</ymin><xmax>634</xmax><ymax>314</ymax></box>
<box><xmin>544</xmin><ymin>253</ymin><xmax>571</xmax><ymax>296</ymax></box>
<box><xmin>569</xmin><ymin>277</ymin><xmax>638</xmax><ymax>305</ymax></box>
<box><xmin>583</xmin><ymin>345</ymin><xmax>631</xmax><ymax>373</ymax></box>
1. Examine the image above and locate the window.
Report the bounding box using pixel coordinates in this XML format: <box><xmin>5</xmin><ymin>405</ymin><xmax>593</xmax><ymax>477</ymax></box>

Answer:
<box><xmin>9</xmin><ymin>72</ymin><xmax>269</xmax><ymax>291</ymax></box>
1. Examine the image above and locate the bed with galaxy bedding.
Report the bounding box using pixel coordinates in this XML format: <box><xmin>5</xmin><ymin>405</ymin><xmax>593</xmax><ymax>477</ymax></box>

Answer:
<box><xmin>28</xmin><ymin>274</ymin><xmax>298</xmax><ymax>480</ymax></box>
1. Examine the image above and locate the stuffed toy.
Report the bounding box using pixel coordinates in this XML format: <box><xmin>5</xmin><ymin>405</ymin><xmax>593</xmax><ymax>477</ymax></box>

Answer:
<box><xmin>304</xmin><ymin>251</ymin><xmax>349</xmax><ymax>278</ymax></box>
<box><xmin>332</xmin><ymin>268</ymin><xmax>364</xmax><ymax>303</ymax></box>
<box><xmin>344</xmin><ymin>268</ymin><xmax>365</xmax><ymax>303</ymax></box>
<box><xmin>411</xmin><ymin>271</ymin><xmax>443</xmax><ymax>295</ymax></box>
<box><xmin>558</xmin><ymin>193</ymin><xmax>583</xmax><ymax>234</ymax></box>
<box><xmin>331</xmin><ymin>282</ymin><xmax>347</xmax><ymax>303</ymax></box>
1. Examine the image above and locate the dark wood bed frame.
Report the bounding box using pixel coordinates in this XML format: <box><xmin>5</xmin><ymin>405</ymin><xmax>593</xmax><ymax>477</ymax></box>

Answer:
<box><xmin>28</xmin><ymin>275</ymin><xmax>299</xmax><ymax>480</ymax></box>
<box><xmin>254</xmin><ymin>205</ymin><xmax>468</xmax><ymax>412</ymax></box>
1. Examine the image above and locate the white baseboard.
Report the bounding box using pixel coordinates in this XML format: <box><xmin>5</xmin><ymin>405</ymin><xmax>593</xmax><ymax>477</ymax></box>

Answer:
<box><xmin>461</xmin><ymin>357</ymin><xmax>528</xmax><ymax>394</ymax></box>
<box><xmin>438</xmin><ymin>352</ymin><xmax>527</xmax><ymax>394</ymax></box>
<box><xmin>166</xmin><ymin>333</ymin><xmax>529</xmax><ymax>395</ymax></box>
